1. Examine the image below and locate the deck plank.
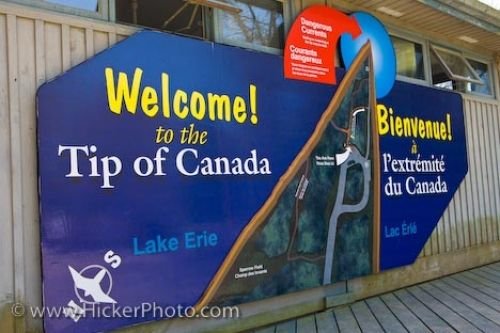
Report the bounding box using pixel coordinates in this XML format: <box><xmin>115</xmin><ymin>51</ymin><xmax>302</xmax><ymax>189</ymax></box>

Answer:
<box><xmin>477</xmin><ymin>264</ymin><xmax>500</xmax><ymax>277</ymax></box>
<box><xmin>350</xmin><ymin>301</ymin><xmax>384</xmax><ymax>333</ymax></box>
<box><xmin>380</xmin><ymin>293</ymin><xmax>429</xmax><ymax>333</ymax></box>
<box><xmin>254</xmin><ymin>326</ymin><xmax>276</xmax><ymax>333</ymax></box>
<box><xmin>422</xmin><ymin>282</ymin><xmax>500</xmax><ymax>332</ymax></box>
<box><xmin>480</xmin><ymin>263</ymin><xmax>500</xmax><ymax>272</ymax></box>
<box><xmin>477</xmin><ymin>266</ymin><xmax>500</xmax><ymax>281</ymax></box>
<box><xmin>451</xmin><ymin>272</ymin><xmax>500</xmax><ymax>301</ymax></box>
<box><xmin>406</xmin><ymin>285</ymin><xmax>480</xmax><ymax>333</ymax></box>
<box><xmin>315</xmin><ymin>310</ymin><xmax>338</xmax><ymax>333</ymax></box>
<box><xmin>486</xmin><ymin>262</ymin><xmax>500</xmax><ymax>272</ymax></box>
<box><xmin>394</xmin><ymin>289</ymin><xmax>455</xmax><ymax>332</ymax></box>
<box><xmin>456</xmin><ymin>270</ymin><xmax>499</xmax><ymax>289</ymax></box>
<box><xmin>365</xmin><ymin>296</ymin><xmax>407</xmax><ymax>333</ymax></box>
<box><xmin>441</xmin><ymin>276</ymin><xmax>500</xmax><ymax>312</ymax></box>
<box><xmin>275</xmin><ymin>320</ymin><xmax>296</xmax><ymax>333</ymax></box>
<box><xmin>433</xmin><ymin>279</ymin><xmax>500</xmax><ymax>326</ymax></box>
<box><xmin>296</xmin><ymin>314</ymin><xmax>316</xmax><ymax>333</ymax></box>
<box><xmin>469</xmin><ymin>269</ymin><xmax>500</xmax><ymax>285</ymax></box>
<box><xmin>260</xmin><ymin>263</ymin><xmax>500</xmax><ymax>333</ymax></box>
<box><xmin>334</xmin><ymin>306</ymin><xmax>361</xmax><ymax>333</ymax></box>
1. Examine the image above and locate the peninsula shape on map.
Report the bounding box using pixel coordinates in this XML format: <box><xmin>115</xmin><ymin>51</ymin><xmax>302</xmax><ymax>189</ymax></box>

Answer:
<box><xmin>196</xmin><ymin>43</ymin><xmax>381</xmax><ymax>308</ymax></box>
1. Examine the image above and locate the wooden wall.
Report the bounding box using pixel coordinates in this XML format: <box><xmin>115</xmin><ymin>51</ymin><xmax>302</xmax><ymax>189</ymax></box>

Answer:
<box><xmin>422</xmin><ymin>98</ymin><xmax>500</xmax><ymax>257</ymax></box>
<box><xmin>0</xmin><ymin>1</ymin><xmax>499</xmax><ymax>332</ymax></box>
<box><xmin>0</xmin><ymin>2</ymin><xmax>135</xmax><ymax>332</ymax></box>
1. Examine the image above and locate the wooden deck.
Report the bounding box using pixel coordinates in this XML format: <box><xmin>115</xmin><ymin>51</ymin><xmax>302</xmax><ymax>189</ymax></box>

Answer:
<box><xmin>252</xmin><ymin>262</ymin><xmax>500</xmax><ymax>333</ymax></box>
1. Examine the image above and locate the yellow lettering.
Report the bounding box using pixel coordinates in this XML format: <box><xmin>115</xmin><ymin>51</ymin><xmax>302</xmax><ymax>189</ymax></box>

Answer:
<box><xmin>249</xmin><ymin>84</ymin><xmax>258</xmax><ymax>124</ymax></box>
<box><xmin>105</xmin><ymin>67</ymin><xmax>142</xmax><ymax>114</ymax></box>
<box><xmin>233</xmin><ymin>97</ymin><xmax>246</xmax><ymax>123</ymax></box>
<box><xmin>173</xmin><ymin>90</ymin><xmax>189</xmax><ymax>119</ymax></box>
<box><xmin>440</xmin><ymin>123</ymin><xmax>447</xmax><ymax>140</ymax></box>
<box><xmin>376</xmin><ymin>104</ymin><xmax>453</xmax><ymax>141</ymax></box>
<box><xmin>403</xmin><ymin>118</ymin><xmax>412</xmax><ymax>137</ymax></box>
<box><xmin>425</xmin><ymin>120</ymin><xmax>433</xmax><ymax>139</ymax></box>
<box><xmin>377</xmin><ymin>104</ymin><xmax>389</xmax><ymax>135</ymax></box>
<box><xmin>389</xmin><ymin>107</ymin><xmax>395</xmax><ymax>136</ymax></box>
<box><xmin>105</xmin><ymin>69</ymin><xmax>259</xmax><ymax>126</ymax></box>
<box><xmin>162</xmin><ymin>73</ymin><xmax>170</xmax><ymax>118</ymax></box>
<box><xmin>395</xmin><ymin>117</ymin><xmax>403</xmax><ymax>137</ymax></box>
<box><xmin>141</xmin><ymin>86</ymin><xmax>159</xmax><ymax>117</ymax></box>
<box><xmin>447</xmin><ymin>114</ymin><xmax>452</xmax><ymax>140</ymax></box>
<box><xmin>200</xmin><ymin>131</ymin><xmax>208</xmax><ymax>144</ymax></box>
<box><xmin>190</xmin><ymin>91</ymin><xmax>206</xmax><ymax>120</ymax></box>
<box><xmin>419</xmin><ymin>120</ymin><xmax>426</xmax><ymax>138</ymax></box>
<box><xmin>208</xmin><ymin>94</ymin><xmax>231</xmax><ymax>121</ymax></box>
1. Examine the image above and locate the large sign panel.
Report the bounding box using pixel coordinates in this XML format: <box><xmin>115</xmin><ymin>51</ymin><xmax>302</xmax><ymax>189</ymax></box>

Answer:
<box><xmin>38</xmin><ymin>6</ymin><xmax>468</xmax><ymax>333</ymax></box>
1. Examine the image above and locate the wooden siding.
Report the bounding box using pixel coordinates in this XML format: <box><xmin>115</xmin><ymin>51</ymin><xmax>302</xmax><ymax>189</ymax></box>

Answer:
<box><xmin>0</xmin><ymin>2</ymin><xmax>135</xmax><ymax>332</ymax></box>
<box><xmin>0</xmin><ymin>1</ymin><xmax>499</xmax><ymax>332</ymax></box>
<box><xmin>422</xmin><ymin>97</ymin><xmax>500</xmax><ymax>258</ymax></box>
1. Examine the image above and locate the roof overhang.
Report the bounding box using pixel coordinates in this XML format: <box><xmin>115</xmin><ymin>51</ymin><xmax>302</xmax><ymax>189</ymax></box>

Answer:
<box><xmin>327</xmin><ymin>0</ymin><xmax>500</xmax><ymax>55</ymax></box>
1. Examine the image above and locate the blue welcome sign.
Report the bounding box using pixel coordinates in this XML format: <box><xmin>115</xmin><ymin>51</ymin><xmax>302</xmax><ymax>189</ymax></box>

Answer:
<box><xmin>38</xmin><ymin>28</ymin><xmax>467</xmax><ymax>333</ymax></box>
